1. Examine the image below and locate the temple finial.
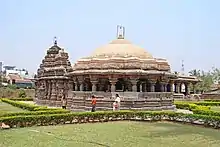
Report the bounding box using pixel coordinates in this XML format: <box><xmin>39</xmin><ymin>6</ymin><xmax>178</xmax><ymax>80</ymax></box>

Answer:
<box><xmin>53</xmin><ymin>36</ymin><xmax>57</xmax><ymax>45</ymax></box>
<box><xmin>117</xmin><ymin>25</ymin><xmax>125</xmax><ymax>39</ymax></box>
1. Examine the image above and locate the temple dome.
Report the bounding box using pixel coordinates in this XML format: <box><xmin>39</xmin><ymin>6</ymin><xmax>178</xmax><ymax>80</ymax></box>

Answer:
<box><xmin>71</xmin><ymin>26</ymin><xmax>171</xmax><ymax>74</ymax></box>
<box><xmin>90</xmin><ymin>38</ymin><xmax>153</xmax><ymax>59</ymax></box>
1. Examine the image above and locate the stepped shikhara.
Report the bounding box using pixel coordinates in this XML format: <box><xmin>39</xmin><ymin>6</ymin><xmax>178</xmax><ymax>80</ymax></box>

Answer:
<box><xmin>35</xmin><ymin>26</ymin><xmax>200</xmax><ymax>111</ymax></box>
<box><xmin>35</xmin><ymin>39</ymin><xmax>73</xmax><ymax>107</ymax></box>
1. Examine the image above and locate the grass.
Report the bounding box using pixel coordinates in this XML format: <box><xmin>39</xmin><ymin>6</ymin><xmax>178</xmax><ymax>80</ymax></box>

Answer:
<box><xmin>211</xmin><ymin>106</ymin><xmax>220</xmax><ymax>112</ymax></box>
<box><xmin>1</xmin><ymin>121</ymin><xmax>220</xmax><ymax>147</ymax></box>
<box><xmin>0</xmin><ymin>101</ymin><xmax>26</xmax><ymax>114</ymax></box>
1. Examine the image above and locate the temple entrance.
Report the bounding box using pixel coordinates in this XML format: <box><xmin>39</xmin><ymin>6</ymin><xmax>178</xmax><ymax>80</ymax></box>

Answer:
<box><xmin>116</xmin><ymin>78</ymin><xmax>126</xmax><ymax>91</ymax></box>
<box><xmin>155</xmin><ymin>80</ymin><xmax>161</xmax><ymax>92</ymax></box>
<box><xmin>84</xmin><ymin>78</ymin><xmax>92</xmax><ymax>91</ymax></box>
<box><xmin>102</xmin><ymin>78</ymin><xmax>110</xmax><ymax>92</ymax></box>
<box><xmin>146</xmin><ymin>81</ymin><xmax>151</xmax><ymax>92</ymax></box>
<box><xmin>123</xmin><ymin>78</ymin><xmax>132</xmax><ymax>91</ymax></box>
<box><xmin>96</xmin><ymin>78</ymin><xmax>110</xmax><ymax>91</ymax></box>
<box><xmin>166</xmin><ymin>83</ymin><xmax>171</xmax><ymax>92</ymax></box>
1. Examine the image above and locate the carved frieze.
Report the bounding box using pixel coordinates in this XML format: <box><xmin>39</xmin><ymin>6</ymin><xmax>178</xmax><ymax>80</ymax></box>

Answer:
<box><xmin>73</xmin><ymin>58</ymin><xmax>170</xmax><ymax>71</ymax></box>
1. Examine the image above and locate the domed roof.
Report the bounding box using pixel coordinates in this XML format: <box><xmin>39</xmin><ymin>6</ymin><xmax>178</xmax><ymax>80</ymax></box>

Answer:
<box><xmin>71</xmin><ymin>26</ymin><xmax>171</xmax><ymax>75</ymax></box>
<box><xmin>90</xmin><ymin>38</ymin><xmax>153</xmax><ymax>59</ymax></box>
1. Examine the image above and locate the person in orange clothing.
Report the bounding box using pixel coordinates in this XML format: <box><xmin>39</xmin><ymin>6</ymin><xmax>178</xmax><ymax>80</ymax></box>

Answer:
<box><xmin>91</xmin><ymin>95</ymin><xmax>97</xmax><ymax>112</ymax></box>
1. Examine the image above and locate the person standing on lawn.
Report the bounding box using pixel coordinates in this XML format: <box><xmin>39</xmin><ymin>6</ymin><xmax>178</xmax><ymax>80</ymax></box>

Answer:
<box><xmin>91</xmin><ymin>95</ymin><xmax>97</xmax><ymax>112</ymax></box>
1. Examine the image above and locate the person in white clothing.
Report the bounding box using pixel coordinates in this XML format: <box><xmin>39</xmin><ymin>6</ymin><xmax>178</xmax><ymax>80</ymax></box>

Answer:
<box><xmin>113</xmin><ymin>101</ymin><xmax>119</xmax><ymax>111</ymax></box>
<box><xmin>115</xmin><ymin>94</ymin><xmax>121</xmax><ymax>110</ymax></box>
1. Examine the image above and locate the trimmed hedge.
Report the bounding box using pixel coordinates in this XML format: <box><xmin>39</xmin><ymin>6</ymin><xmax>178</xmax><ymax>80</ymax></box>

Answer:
<box><xmin>9</xmin><ymin>98</ymin><xmax>33</xmax><ymax>101</ymax></box>
<box><xmin>1</xmin><ymin>98</ymin><xmax>66</xmax><ymax>112</ymax></box>
<box><xmin>0</xmin><ymin>110</ymin><xmax>70</xmax><ymax>118</ymax></box>
<box><xmin>204</xmin><ymin>99</ymin><xmax>220</xmax><ymax>102</ymax></box>
<box><xmin>0</xmin><ymin>98</ymin><xmax>33</xmax><ymax>101</ymax></box>
<box><xmin>1</xmin><ymin>98</ymin><xmax>44</xmax><ymax>111</ymax></box>
<box><xmin>192</xmin><ymin>109</ymin><xmax>220</xmax><ymax>117</ymax></box>
<box><xmin>174</xmin><ymin>102</ymin><xmax>211</xmax><ymax>111</ymax></box>
<box><xmin>1</xmin><ymin>111</ymin><xmax>220</xmax><ymax>129</ymax></box>
<box><xmin>194</xmin><ymin>102</ymin><xmax>220</xmax><ymax>106</ymax></box>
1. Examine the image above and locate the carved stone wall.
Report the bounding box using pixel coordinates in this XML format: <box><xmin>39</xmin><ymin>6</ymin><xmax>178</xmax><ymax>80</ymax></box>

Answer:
<box><xmin>70</xmin><ymin>91</ymin><xmax>175</xmax><ymax>111</ymax></box>
<box><xmin>35</xmin><ymin>42</ymin><xmax>72</xmax><ymax>107</ymax></box>
<box><xmin>73</xmin><ymin>58</ymin><xmax>170</xmax><ymax>71</ymax></box>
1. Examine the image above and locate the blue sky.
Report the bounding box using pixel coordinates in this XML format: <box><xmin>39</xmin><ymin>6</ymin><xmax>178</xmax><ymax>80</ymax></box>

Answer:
<box><xmin>1</xmin><ymin>0</ymin><xmax>220</xmax><ymax>74</ymax></box>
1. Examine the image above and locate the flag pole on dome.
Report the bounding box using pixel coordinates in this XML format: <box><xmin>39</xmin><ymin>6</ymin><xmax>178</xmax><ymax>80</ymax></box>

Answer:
<box><xmin>117</xmin><ymin>25</ymin><xmax>125</xmax><ymax>39</ymax></box>
<box><xmin>123</xmin><ymin>26</ymin><xmax>125</xmax><ymax>38</ymax></box>
<box><xmin>54</xmin><ymin>36</ymin><xmax>57</xmax><ymax>45</ymax></box>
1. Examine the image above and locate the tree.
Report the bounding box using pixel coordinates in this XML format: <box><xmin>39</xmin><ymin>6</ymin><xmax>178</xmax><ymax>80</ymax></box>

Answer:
<box><xmin>211</xmin><ymin>67</ymin><xmax>220</xmax><ymax>84</ymax></box>
<box><xmin>188</xmin><ymin>69</ymin><xmax>214</xmax><ymax>93</ymax></box>
<box><xmin>189</xmin><ymin>69</ymin><xmax>201</xmax><ymax>77</ymax></box>
<box><xmin>198</xmin><ymin>71</ymin><xmax>213</xmax><ymax>93</ymax></box>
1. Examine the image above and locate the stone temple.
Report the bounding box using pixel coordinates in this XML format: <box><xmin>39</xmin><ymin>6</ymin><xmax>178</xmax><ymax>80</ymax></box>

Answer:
<box><xmin>35</xmin><ymin>26</ymin><xmax>199</xmax><ymax>111</ymax></box>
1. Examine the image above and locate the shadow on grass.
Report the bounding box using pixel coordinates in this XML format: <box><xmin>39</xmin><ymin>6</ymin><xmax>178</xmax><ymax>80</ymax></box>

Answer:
<box><xmin>46</xmin><ymin>131</ymin><xmax>110</xmax><ymax>147</ymax></box>
<box><xmin>141</xmin><ymin>122</ymin><xmax>220</xmax><ymax>140</ymax></box>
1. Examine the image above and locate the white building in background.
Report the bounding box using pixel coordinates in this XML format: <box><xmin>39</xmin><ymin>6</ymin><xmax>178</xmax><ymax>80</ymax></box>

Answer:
<box><xmin>3</xmin><ymin>65</ymin><xmax>30</xmax><ymax>77</ymax></box>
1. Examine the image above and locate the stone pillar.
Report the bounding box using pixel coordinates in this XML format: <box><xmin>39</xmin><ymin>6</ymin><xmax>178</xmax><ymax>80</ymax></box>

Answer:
<box><xmin>56</xmin><ymin>80</ymin><xmax>64</xmax><ymax>101</ymax></box>
<box><xmin>51</xmin><ymin>80</ymin><xmax>57</xmax><ymax>100</ymax></box>
<box><xmin>79</xmin><ymin>83</ymin><xmax>84</xmax><ymax>91</ymax></box>
<box><xmin>77</xmin><ymin>76</ymin><xmax>84</xmax><ymax>91</ymax></box>
<box><xmin>67</xmin><ymin>80</ymin><xmax>74</xmax><ymax>109</ymax></box>
<box><xmin>142</xmin><ymin>83</ymin><xmax>146</xmax><ymax>92</ymax></box>
<box><xmin>109</xmin><ymin>78</ymin><xmax>117</xmax><ymax>92</ymax></box>
<box><xmin>68</xmin><ymin>80</ymin><xmax>74</xmax><ymax>91</ymax></box>
<box><xmin>91</xmin><ymin>81</ymin><xmax>98</xmax><ymax>92</ymax></box>
<box><xmin>185</xmin><ymin>83</ymin><xmax>191</xmax><ymax>95</ymax></box>
<box><xmin>160</xmin><ymin>83</ymin><xmax>164</xmax><ymax>92</ymax></box>
<box><xmin>175</xmin><ymin>83</ymin><xmax>180</xmax><ymax>93</ymax></box>
<box><xmin>74</xmin><ymin>82</ymin><xmax>78</xmax><ymax>91</ymax></box>
<box><xmin>47</xmin><ymin>81</ymin><xmax>51</xmax><ymax>99</ymax></box>
<box><xmin>169</xmin><ymin>81</ymin><xmax>174</xmax><ymax>92</ymax></box>
<box><xmin>164</xmin><ymin>84</ymin><xmax>167</xmax><ymax>92</ymax></box>
<box><xmin>150</xmin><ymin>82</ymin><xmax>155</xmax><ymax>92</ymax></box>
<box><xmin>43</xmin><ymin>80</ymin><xmax>47</xmax><ymax>100</ymax></box>
<box><xmin>140</xmin><ymin>83</ymin><xmax>143</xmax><ymax>92</ymax></box>
<box><xmin>130</xmin><ymin>79</ymin><xmax>138</xmax><ymax>92</ymax></box>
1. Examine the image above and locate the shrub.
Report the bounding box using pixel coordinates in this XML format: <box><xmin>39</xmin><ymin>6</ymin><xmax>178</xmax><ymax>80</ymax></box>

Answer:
<box><xmin>7</xmin><ymin>84</ymin><xmax>17</xmax><ymax>90</ymax></box>
<box><xmin>18</xmin><ymin>89</ymin><xmax>27</xmax><ymax>98</ymax></box>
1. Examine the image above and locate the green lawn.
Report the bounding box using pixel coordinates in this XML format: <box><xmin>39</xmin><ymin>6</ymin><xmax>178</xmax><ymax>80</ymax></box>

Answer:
<box><xmin>1</xmin><ymin>121</ymin><xmax>220</xmax><ymax>147</ymax></box>
<box><xmin>0</xmin><ymin>101</ymin><xmax>26</xmax><ymax>114</ymax></box>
